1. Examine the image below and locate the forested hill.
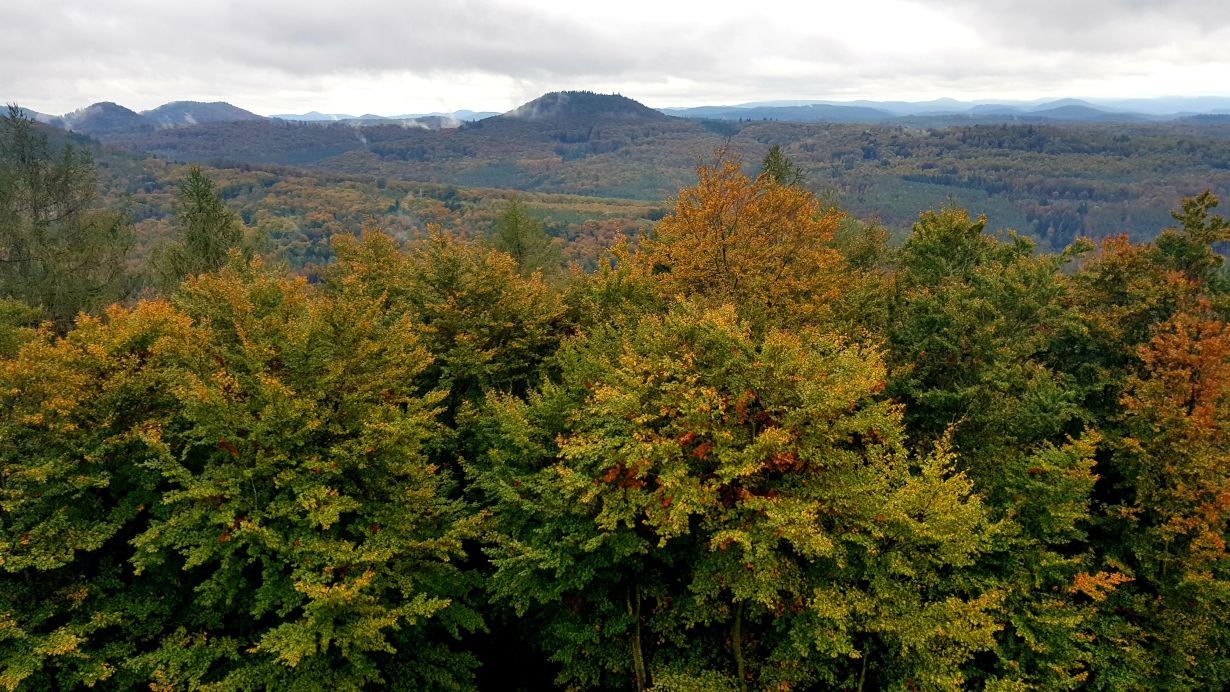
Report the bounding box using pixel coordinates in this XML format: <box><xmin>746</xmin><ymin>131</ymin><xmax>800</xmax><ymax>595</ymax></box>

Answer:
<box><xmin>20</xmin><ymin>91</ymin><xmax>1230</xmax><ymax>248</ymax></box>
<box><xmin>142</xmin><ymin>100</ymin><xmax>264</xmax><ymax>126</ymax></box>
<box><xmin>498</xmin><ymin>90</ymin><xmax>672</xmax><ymax>122</ymax></box>
<box><xmin>31</xmin><ymin>100</ymin><xmax>264</xmax><ymax>135</ymax></box>
<box><xmin>61</xmin><ymin>101</ymin><xmax>151</xmax><ymax>135</ymax></box>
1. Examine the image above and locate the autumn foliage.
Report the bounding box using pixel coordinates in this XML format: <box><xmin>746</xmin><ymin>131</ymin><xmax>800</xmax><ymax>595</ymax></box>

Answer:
<box><xmin>2</xmin><ymin>142</ymin><xmax>1230</xmax><ymax>690</ymax></box>
<box><xmin>646</xmin><ymin>156</ymin><xmax>845</xmax><ymax>327</ymax></box>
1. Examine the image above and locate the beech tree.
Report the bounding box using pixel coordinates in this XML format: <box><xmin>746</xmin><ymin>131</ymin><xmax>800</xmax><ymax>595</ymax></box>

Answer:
<box><xmin>644</xmin><ymin>153</ymin><xmax>844</xmax><ymax>329</ymax></box>
<box><xmin>0</xmin><ymin>258</ymin><xmax>483</xmax><ymax>690</ymax></box>
<box><xmin>0</xmin><ymin>302</ymin><xmax>189</xmax><ymax>690</ymax></box>
<box><xmin>883</xmin><ymin>207</ymin><xmax>1120</xmax><ymax>687</ymax></box>
<box><xmin>326</xmin><ymin>228</ymin><xmax>565</xmax><ymax>413</ymax></box>
<box><xmin>471</xmin><ymin>302</ymin><xmax>999</xmax><ymax>690</ymax></box>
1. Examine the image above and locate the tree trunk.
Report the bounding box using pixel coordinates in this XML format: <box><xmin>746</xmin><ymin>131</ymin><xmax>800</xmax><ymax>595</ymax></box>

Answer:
<box><xmin>733</xmin><ymin>601</ymin><xmax>747</xmax><ymax>691</ymax></box>
<box><xmin>628</xmin><ymin>585</ymin><xmax>647</xmax><ymax>692</ymax></box>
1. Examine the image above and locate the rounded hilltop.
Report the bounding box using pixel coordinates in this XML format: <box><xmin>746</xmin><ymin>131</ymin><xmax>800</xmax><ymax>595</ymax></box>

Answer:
<box><xmin>498</xmin><ymin>91</ymin><xmax>671</xmax><ymax>123</ymax></box>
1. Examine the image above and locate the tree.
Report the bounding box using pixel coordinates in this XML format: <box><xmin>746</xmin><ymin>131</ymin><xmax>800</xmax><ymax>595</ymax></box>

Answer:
<box><xmin>0</xmin><ymin>298</ymin><xmax>39</xmax><ymax>357</ymax></box>
<box><xmin>0</xmin><ymin>259</ymin><xmax>484</xmax><ymax>689</ymax></box>
<box><xmin>1154</xmin><ymin>190</ymin><xmax>1230</xmax><ymax>286</ymax></box>
<box><xmin>884</xmin><ymin>208</ymin><xmax>1115</xmax><ymax>687</ymax></box>
<box><xmin>1100</xmin><ymin>307</ymin><xmax>1230</xmax><ymax>687</ymax></box>
<box><xmin>759</xmin><ymin>144</ymin><xmax>805</xmax><ymax>188</ymax></box>
<box><xmin>491</xmin><ymin>196</ymin><xmax>560</xmax><ymax>278</ymax></box>
<box><xmin>645</xmin><ymin>153</ymin><xmax>844</xmax><ymax>329</ymax></box>
<box><xmin>151</xmin><ymin>166</ymin><xmax>244</xmax><ymax>291</ymax></box>
<box><xmin>0</xmin><ymin>104</ymin><xmax>131</xmax><ymax>330</ymax></box>
<box><xmin>134</xmin><ymin>261</ymin><xmax>482</xmax><ymax>689</ymax></box>
<box><xmin>0</xmin><ymin>301</ymin><xmax>190</xmax><ymax>690</ymax></box>
<box><xmin>1049</xmin><ymin>195</ymin><xmax>1230</xmax><ymax>686</ymax></box>
<box><xmin>470</xmin><ymin>301</ymin><xmax>998</xmax><ymax>690</ymax></box>
<box><xmin>327</xmin><ymin>228</ymin><xmax>565</xmax><ymax>416</ymax></box>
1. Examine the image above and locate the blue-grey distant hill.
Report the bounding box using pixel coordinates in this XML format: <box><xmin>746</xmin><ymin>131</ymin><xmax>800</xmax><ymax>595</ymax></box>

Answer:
<box><xmin>662</xmin><ymin>103</ymin><xmax>895</xmax><ymax>122</ymax></box>
<box><xmin>1028</xmin><ymin>104</ymin><xmax>1150</xmax><ymax>123</ymax></box>
<box><xmin>61</xmin><ymin>102</ymin><xmax>152</xmax><ymax>135</ymax></box>
<box><xmin>272</xmin><ymin>109</ymin><xmax>498</xmax><ymax>123</ymax></box>
<box><xmin>142</xmin><ymin>101</ymin><xmax>263</xmax><ymax>126</ymax></box>
<box><xmin>656</xmin><ymin>96</ymin><xmax>1213</xmax><ymax>124</ymax></box>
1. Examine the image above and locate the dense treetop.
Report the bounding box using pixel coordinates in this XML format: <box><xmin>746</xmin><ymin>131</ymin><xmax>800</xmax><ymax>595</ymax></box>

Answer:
<box><xmin>1</xmin><ymin>106</ymin><xmax>1229</xmax><ymax>690</ymax></box>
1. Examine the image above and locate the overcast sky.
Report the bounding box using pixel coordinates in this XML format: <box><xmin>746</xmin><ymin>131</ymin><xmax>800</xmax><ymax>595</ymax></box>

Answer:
<box><xmin>4</xmin><ymin>0</ymin><xmax>1230</xmax><ymax>116</ymax></box>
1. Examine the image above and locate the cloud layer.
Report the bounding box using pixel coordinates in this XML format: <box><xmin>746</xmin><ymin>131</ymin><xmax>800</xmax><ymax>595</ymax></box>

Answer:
<box><xmin>3</xmin><ymin>0</ymin><xmax>1229</xmax><ymax>115</ymax></box>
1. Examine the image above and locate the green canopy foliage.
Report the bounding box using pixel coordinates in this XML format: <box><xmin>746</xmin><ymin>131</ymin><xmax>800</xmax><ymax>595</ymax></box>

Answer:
<box><xmin>2</xmin><ymin>148</ymin><xmax>1229</xmax><ymax>690</ymax></box>
<box><xmin>469</xmin><ymin>302</ymin><xmax>999</xmax><ymax>690</ymax></box>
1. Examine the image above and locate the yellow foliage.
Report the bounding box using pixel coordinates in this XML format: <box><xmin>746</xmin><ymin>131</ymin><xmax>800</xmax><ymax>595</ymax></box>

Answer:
<box><xmin>646</xmin><ymin>155</ymin><xmax>845</xmax><ymax>327</ymax></box>
<box><xmin>1068</xmin><ymin>571</ymin><xmax>1133</xmax><ymax>602</ymax></box>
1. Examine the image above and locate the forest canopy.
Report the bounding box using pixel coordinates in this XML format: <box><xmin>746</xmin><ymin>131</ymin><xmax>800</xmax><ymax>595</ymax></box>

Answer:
<box><xmin>1</xmin><ymin>105</ymin><xmax>1229</xmax><ymax>690</ymax></box>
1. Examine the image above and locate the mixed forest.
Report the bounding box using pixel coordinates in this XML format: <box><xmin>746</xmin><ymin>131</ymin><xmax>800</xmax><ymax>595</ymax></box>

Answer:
<box><xmin>2</xmin><ymin>95</ymin><xmax>1230</xmax><ymax>691</ymax></box>
<box><xmin>55</xmin><ymin>91</ymin><xmax>1230</xmax><ymax>256</ymax></box>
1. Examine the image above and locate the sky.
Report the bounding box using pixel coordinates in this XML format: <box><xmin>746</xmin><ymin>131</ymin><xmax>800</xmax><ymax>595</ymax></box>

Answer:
<box><xmin>4</xmin><ymin>0</ymin><xmax>1230</xmax><ymax>116</ymax></box>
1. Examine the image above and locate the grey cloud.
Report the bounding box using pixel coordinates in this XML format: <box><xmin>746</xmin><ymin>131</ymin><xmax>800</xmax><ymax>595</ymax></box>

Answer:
<box><xmin>5</xmin><ymin>1</ymin><xmax>691</xmax><ymax>85</ymax></box>
<box><xmin>925</xmin><ymin>0</ymin><xmax>1230</xmax><ymax>53</ymax></box>
<box><xmin>1</xmin><ymin>1</ymin><xmax>850</xmax><ymax>111</ymax></box>
<box><xmin>1</xmin><ymin>0</ymin><xmax>1227</xmax><ymax>114</ymax></box>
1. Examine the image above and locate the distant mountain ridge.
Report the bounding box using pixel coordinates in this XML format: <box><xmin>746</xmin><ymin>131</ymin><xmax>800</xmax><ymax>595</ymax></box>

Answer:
<box><xmin>82</xmin><ymin>91</ymin><xmax>700</xmax><ymax>176</ymax></box>
<box><xmin>23</xmin><ymin>91</ymin><xmax>1230</xmax><ymax>164</ymax></box>
<box><xmin>21</xmin><ymin>93</ymin><xmax>1230</xmax><ymax>137</ymax></box>
<box><xmin>658</xmin><ymin>96</ymin><xmax>1230</xmax><ymax>124</ymax></box>
<box><xmin>271</xmin><ymin>110</ymin><xmax>498</xmax><ymax>123</ymax></box>
<box><xmin>498</xmin><ymin>91</ymin><xmax>670</xmax><ymax>123</ymax></box>
<box><xmin>664</xmin><ymin>103</ymin><xmax>895</xmax><ymax>123</ymax></box>
<box><xmin>142</xmin><ymin>101</ymin><xmax>263</xmax><ymax>126</ymax></box>
<box><xmin>25</xmin><ymin>100</ymin><xmax>263</xmax><ymax>136</ymax></box>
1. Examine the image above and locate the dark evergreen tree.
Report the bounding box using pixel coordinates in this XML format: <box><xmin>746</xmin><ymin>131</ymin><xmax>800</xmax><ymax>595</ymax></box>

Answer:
<box><xmin>758</xmin><ymin>144</ymin><xmax>805</xmax><ymax>187</ymax></box>
<box><xmin>152</xmin><ymin>166</ymin><xmax>244</xmax><ymax>291</ymax></box>
<box><xmin>492</xmin><ymin>196</ymin><xmax>560</xmax><ymax>278</ymax></box>
<box><xmin>0</xmin><ymin>104</ymin><xmax>131</xmax><ymax>330</ymax></box>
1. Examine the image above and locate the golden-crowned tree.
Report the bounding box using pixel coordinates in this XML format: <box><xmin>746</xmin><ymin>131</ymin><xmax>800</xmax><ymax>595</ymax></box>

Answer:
<box><xmin>644</xmin><ymin>153</ymin><xmax>844</xmax><ymax>329</ymax></box>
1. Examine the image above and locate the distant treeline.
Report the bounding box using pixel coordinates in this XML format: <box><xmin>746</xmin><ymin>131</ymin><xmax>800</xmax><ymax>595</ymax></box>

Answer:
<box><xmin>73</xmin><ymin>95</ymin><xmax>1230</xmax><ymax>251</ymax></box>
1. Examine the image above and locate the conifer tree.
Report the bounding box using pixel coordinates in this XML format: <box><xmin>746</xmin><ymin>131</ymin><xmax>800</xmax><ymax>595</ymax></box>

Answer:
<box><xmin>0</xmin><ymin>104</ymin><xmax>131</xmax><ymax>330</ymax></box>
<box><xmin>759</xmin><ymin>144</ymin><xmax>805</xmax><ymax>187</ymax></box>
<box><xmin>152</xmin><ymin>166</ymin><xmax>244</xmax><ymax>291</ymax></box>
<box><xmin>492</xmin><ymin>196</ymin><xmax>560</xmax><ymax>278</ymax></box>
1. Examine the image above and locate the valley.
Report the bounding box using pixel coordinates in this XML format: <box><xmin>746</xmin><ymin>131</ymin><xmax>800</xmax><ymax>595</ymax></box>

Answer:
<box><xmin>30</xmin><ymin>91</ymin><xmax>1230</xmax><ymax>255</ymax></box>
